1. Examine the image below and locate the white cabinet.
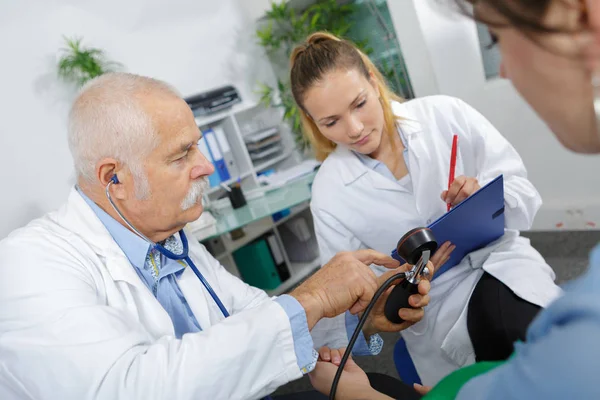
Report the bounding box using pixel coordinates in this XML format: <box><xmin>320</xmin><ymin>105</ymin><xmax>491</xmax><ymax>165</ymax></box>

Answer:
<box><xmin>194</xmin><ymin>102</ymin><xmax>305</xmax><ymax>200</ymax></box>
<box><xmin>191</xmin><ymin>102</ymin><xmax>321</xmax><ymax>295</ymax></box>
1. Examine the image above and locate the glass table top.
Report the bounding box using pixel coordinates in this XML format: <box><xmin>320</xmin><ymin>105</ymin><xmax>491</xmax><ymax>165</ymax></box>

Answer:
<box><xmin>196</xmin><ymin>172</ymin><xmax>316</xmax><ymax>241</ymax></box>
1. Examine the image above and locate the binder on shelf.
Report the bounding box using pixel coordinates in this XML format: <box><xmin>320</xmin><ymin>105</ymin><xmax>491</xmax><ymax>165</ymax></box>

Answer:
<box><xmin>232</xmin><ymin>239</ymin><xmax>282</xmax><ymax>290</ymax></box>
<box><xmin>198</xmin><ymin>138</ymin><xmax>221</xmax><ymax>188</ymax></box>
<box><xmin>211</xmin><ymin>125</ymin><xmax>239</xmax><ymax>179</ymax></box>
<box><xmin>265</xmin><ymin>233</ymin><xmax>290</xmax><ymax>282</ymax></box>
<box><xmin>204</xmin><ymin>129</ymin><xmax>231</xmax><ymax>182</ymax></box>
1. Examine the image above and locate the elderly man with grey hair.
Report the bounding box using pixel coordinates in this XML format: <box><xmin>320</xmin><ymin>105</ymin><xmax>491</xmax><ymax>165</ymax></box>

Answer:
<box><xmin>0</xmin><ymin>72</ymin><xmax>432</xmax><ymax>400</ymax></box>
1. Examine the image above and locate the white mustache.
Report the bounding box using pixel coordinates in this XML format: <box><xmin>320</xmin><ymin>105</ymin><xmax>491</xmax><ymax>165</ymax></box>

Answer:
<box><xmin>181</xmin><ymin>177</ymin><xmax>209</xmax><ymax>211</ymax></box>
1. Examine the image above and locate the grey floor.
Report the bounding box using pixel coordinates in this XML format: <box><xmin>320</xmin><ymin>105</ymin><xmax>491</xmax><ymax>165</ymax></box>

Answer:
<box><xmin>272</xmin><ymin>230</ymin><xmax>600</xmax><ymax>397</ymax></box>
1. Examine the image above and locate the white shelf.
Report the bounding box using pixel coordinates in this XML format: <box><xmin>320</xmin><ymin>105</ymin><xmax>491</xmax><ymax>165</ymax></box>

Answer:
<box><xmin>254</xmin><ymin>150</ymin><xmax>294</xmax><ymax>172</ymax></box>
<box><xmin>187</xmin><ymin>96</ymin><xmax>319</xmax><ymax>297</ymax></box>
<box><xmin>268</xmin><ymin>257</ymin><xmax>321</xmax><ymax>296</ymax></box>
<box><xmin>272</xmin><ymin>202</ymin><xmax>310</xmax><ymax>227</ymax></box>
<box><xmin>200</xmin><ymin>202</ymin><xmax>310</xmax><ymax>256</ymax></box>
<box><xmin>221</xmin><ymin>217</ymin><xmax>274</xmax><ymax>254</ymax></box>
<box><xmin>249</xmin><ymin>145</ymin><xmax>284</xmax><ymax>161</ymax></box>
<box><xmin>194</xmin><ymin>102</ymin><xmax>259</xmax><ymax>127</ymax></box>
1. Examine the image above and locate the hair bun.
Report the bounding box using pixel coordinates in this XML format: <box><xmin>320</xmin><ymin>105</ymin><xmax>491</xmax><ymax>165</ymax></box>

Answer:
<box><xmin>306</xmin><ymin>31</ymin><xmax>342</xmax><ymax>46</ymax></box>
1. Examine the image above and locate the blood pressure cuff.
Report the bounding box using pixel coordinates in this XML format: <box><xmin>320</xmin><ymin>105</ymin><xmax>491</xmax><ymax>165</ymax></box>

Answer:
<box><xmin>422</xmin><ymin>360</ymin><xmax>506</xmax><ymax>400</ymax></box>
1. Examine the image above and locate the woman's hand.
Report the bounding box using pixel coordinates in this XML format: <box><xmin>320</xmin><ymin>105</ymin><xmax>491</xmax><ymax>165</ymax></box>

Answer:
<box><xmin>441</xmin><ymin>176</ymin><xmax>481</xmax><ymax>207</ymax></box>
<box><xmin>430</xmin><ymin>241</ymin><xmax>455</xmax><ymax>276</ymax></box>
<box><xmin>318</xmin><ymin>346</ymin><xmax>345</xmax><ymax>366</ymax></box>
<box><xmin>414</xmin><ymin>383</ymin><xmax>432</xmax><ymax>395</ymax></box>
<box><xmin>361</xmin><ymin>264</ymin><xmax>433</xmax><ymax>337</ymax></box>
<box><xmin>309</xmin><ymin>348</ymin><xmax>393</xmax><ymax>400</ymax></box>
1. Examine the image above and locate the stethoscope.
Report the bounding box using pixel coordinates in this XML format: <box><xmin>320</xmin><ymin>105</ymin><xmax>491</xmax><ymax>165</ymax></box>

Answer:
<box><xmin>105</xmin><ymin>174</ymin><xmax>230</xmax><ymax>319</ymax></box>
<box><xmin>106</xmin><ymin>175</ymin><xmax>275</xmax><ymax>399</ymax></box>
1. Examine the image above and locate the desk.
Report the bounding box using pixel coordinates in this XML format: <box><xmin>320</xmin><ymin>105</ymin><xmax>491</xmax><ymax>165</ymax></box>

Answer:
<box><xmin>192</xmin><ymin>172</ymin><xmax>320</xmax><ymax>295</ymax></box>
<box><xmin>196</xmin><ymin>172</ymin><xmax>316</xmax><ymax>242</ymax></box>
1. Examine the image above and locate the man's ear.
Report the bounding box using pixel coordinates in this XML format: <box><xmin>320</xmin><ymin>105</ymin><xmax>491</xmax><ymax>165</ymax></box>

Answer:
<box><xmin>97</xmin><ymin>158</ymin><xmax>128</xmax><ymax>200</ymax></box>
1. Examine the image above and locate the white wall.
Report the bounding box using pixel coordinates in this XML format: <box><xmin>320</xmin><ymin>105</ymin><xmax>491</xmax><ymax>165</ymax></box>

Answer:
<box><xmin>0</xmin><ymin>0</ymin><xmax>276</xmax><ymax>239</ymax></box>
<box><xmin>390</xmin><ymin>0</ymin><xmax>600</xmax><ymax>230</ymax></box>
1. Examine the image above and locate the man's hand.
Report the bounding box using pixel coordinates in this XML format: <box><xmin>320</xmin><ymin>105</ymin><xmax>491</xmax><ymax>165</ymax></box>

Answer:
<box><xmin>441</xmin><ymin>176</ymin><xmax>481</xmax><ymax>208</ymax></box>
<box><xmin>290</xmin><ymin>250</ymin><xmax>400</xmax><ymax>330</ymax></box>
<box><xmin>361</xmin><ymin>262</ymin><xmax>433</xmax><ymax>337</ymax></box>
<box><xmin>309</xmin><ymin>348</ymin><xmax>393</xmax><ymax>400</ymax></box>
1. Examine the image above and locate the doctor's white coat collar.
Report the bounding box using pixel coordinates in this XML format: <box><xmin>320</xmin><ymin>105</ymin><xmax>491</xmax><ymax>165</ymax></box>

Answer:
<box><xmin>335</xmin><ymin>100</ymin><xmax>423</xmax><ymax>186</ymax></box>
<box><xmin>53</xmin><ymin>188</ymin><xmax>147</xmax><ymax>286</ymax></box>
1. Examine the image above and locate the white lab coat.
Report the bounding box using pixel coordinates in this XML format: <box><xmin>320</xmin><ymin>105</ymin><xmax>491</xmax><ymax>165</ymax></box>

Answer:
<box><xmin>0</xmin><ymin>189</ymin><xmax>303</xmax><ymax>400</ymax></box>
<box><xmin>309</xmin><ymin>95</ymin><xmax>562</xmax><ymax>385</ymax></box>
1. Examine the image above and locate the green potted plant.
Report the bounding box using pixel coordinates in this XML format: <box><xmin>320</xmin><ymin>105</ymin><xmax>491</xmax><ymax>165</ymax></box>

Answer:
<box><xmin>57</xmin><ymin>36</ymin><xmax>121</xmax><ymax>87</ymax></box>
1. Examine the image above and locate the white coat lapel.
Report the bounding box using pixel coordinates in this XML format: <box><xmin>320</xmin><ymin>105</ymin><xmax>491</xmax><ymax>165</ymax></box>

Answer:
<box><xmin>335</xmin><ymin>145</ymin><xmax>406</xmax><ymax>192</ymax></box>
<box><xmin>403</xmin><ymin>120</ymin><xmax>466</xmax><ymax>224</ymax></box>
<box><xmin>177</xmin><ymin>265</ymin><xmax>213</xmax><ymax>329</ymax></box>
<box><xmin>57</xmin><ymin>188</ymin><xmax>176</xmax><ymax>336</ymax></box>
<box><xmin>405</xmin><ymin>132</ymin><xmax>438</xmax><ymax>218</ymax></box>
<box><xmin>57</xmin><ymin>189</ymin><xmax>152</xmax><ymax>292</ymax></box>
<box><xmin>104</xmin><ymin>253</ymin><xmax>152</xmax><ymax>291</ymax></box>
<box><xmin>367</xmin><ymin>169</ymin><xmax>407</xmax><ymax>192</ymax></box>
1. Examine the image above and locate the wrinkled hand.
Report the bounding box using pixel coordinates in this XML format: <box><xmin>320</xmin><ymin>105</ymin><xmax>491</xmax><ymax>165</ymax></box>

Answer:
<box><xmin>441</xmin><ymin>176</ymin><xmax>481</xmax><ymax>208</ymax></box>
<box><xmin>290</xmin><ymin>250</ymin><xmax>400</xmax><ymax>329</ymax></box>
<box><xmin>361</xmin><ymin>263</ymin><xmax>434</xmax><ymax>337</ymax></box>
<box><xmin>309</xmin><ymin>348</ymin><xmax>392</xmax><ymax>400</ymax></box>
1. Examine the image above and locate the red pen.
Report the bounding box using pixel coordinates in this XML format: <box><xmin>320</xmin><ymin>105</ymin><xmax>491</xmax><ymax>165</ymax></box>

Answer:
<box><xmin>447</xmin><ymin>134</ymin><xmax>458</xmax><ymax>211</ymax></box>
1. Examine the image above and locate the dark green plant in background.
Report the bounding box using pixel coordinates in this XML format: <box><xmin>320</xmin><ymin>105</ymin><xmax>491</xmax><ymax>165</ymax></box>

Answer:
<box><xmin>57</xmin><ymin>36</ymin><xmax>121</xmax><ymax>87</ymax></box>
<box><xmin>256</xmin><ymin>0</ymin><xmax>410</xmax><ymax>152</ymax></box>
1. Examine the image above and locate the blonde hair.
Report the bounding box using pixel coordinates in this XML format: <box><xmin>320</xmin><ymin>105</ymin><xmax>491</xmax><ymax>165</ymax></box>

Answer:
<box><xmin>290</xmin><ymin>31</ymin><xmax>404</xmax><ymax>161</ymax></box>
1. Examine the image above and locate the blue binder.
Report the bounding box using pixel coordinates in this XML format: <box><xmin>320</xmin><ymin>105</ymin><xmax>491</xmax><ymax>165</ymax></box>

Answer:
<box><xmin>391</xmin><ymin>175</ymin><xmax>506</xmax><ymax>279</ymax></box>
<box><xmin>198</xmin><ymin>137</ymin><xmax>221</xmax><ymax>188</ymax></box>
<box><xmin>204</xmin><ymin>129</ymin><xmax>231</xmax><ymax>182</ymax></box>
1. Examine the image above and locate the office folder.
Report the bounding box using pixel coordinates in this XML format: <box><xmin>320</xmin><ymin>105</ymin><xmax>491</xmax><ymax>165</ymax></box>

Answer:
<box><xmin>212</xmin><ymin>125</ymin><xmax>239</xmax><ymax>179</ymax></box>
<box><xmin>204</xmin><ymin>129</ymin><xmax>231</xmax><ymax>182</ymax></box>
<box><xmin>233</xmin><ymin>239</ymin><xmax>282</xmax><ymax>290</ymax></box>
<box><xmin>265</xmin><ymin>233</ymin><xmax>290</xmax><ymax>282</ymax></box>
<box><xmin>391</xmin><ymin>175</ymin><xmax>506</xmax><ymax>279</ymax></box>
<box><xmin>198</xmin><ymin>138</ymin><xmax>221</xmax><ymax>188</ymax></box>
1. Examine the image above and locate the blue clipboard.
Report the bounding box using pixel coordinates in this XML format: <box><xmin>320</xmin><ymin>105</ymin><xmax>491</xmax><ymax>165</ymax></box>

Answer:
<box><xmin>391</xmin><ymin>175</ymin><xmax>506</xmax><ymax>279</ymax></box>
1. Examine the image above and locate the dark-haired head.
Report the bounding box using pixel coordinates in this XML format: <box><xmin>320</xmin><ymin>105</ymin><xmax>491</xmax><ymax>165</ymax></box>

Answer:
<box><xmin>452</xmin><ymin>0</ymin><xmax>600</xmax><ymax>153</ymax></box>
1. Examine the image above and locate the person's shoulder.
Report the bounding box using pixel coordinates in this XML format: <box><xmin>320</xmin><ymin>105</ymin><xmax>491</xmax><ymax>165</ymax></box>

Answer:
<box><xmin>0</xmin><ymin>211</ymin><xmax>85</xmax><ymax>269</ymax></box>
<box><xmin>312</xmin><ymin>151</ymin><xmax>345</xmax><ymax>188</ymax></box>
<box><xmin>392</xmin><ymin>95</ymin><xmax>466</xmax><ymax>116</ymax></box>
<box><xmin>1</xmin><ymin>214</ymin><xmax>57</xmax><ymax>250</ymax></box>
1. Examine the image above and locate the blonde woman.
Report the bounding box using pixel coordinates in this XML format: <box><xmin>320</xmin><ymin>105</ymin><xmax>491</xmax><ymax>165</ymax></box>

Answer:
<box><xmin>306</xmin><ymin>0</ymin><xmax>600</xmax><ymax>398</ymax></box>
<box><xmin>291</xmin><ymin>32</ymin><xmax>561</xmax><ymax>386</ymax></box>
